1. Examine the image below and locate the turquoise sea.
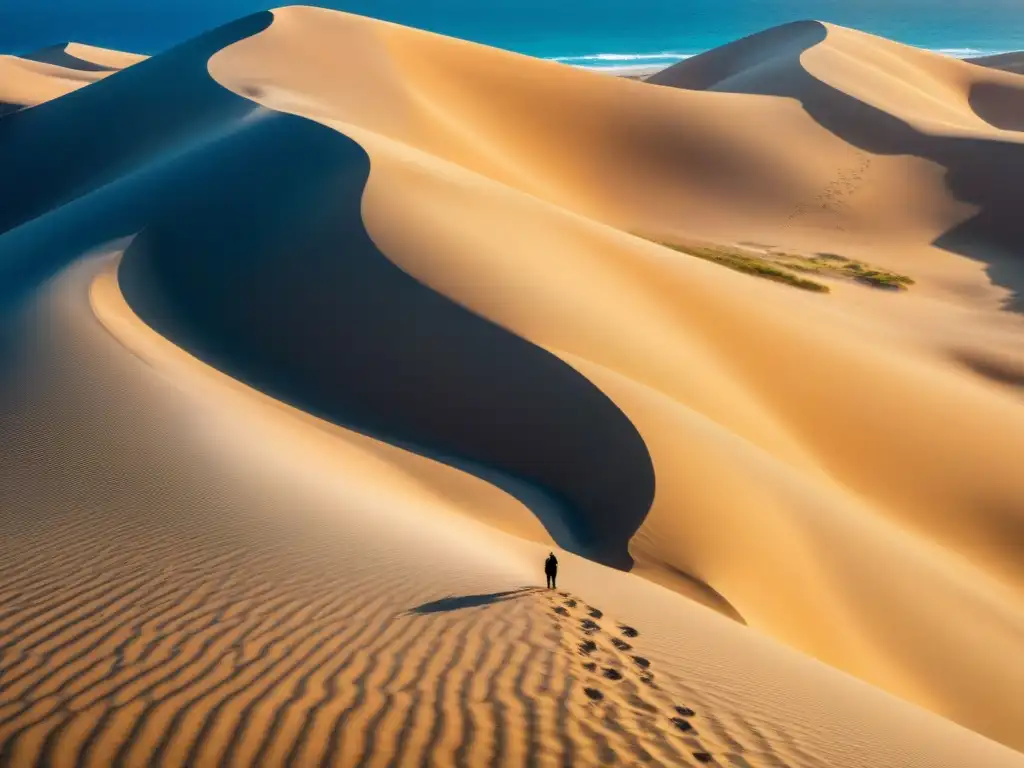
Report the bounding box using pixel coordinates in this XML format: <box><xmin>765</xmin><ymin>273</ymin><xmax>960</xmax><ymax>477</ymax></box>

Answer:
<box><xmin>2</xmin><ymin>0</ymin><xmax>1023</xmax><ymax>68</ymax></box>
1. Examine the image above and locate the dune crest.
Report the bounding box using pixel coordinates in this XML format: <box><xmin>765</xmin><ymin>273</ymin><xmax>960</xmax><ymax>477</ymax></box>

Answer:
<box><xmin>0</xmin><ymin>5</ymin><xmax>1023</xmax><ymax>764</ymax></box>
<box><xmin>21</xmin><ymin>42</ymin><xmax>147</xmax><ymax>72</ymax></box>
<box><xmin>0</xmin><ymin>42</ymin><xmax>144</xmax><ymax>115</ymax></box>
<box><xmin>207</xmin><ymin>8</ymin><xmax>1024</xmax><ymax>747</ymax></box>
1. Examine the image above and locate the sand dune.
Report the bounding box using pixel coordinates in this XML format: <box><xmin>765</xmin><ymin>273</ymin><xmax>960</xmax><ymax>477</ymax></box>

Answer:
<box><xmin>0</xmin><ymin>42</ymin><xmax>143</xmax><ymax>116</ymax></box>
<box><xmin>970</xmin><ymin>51</ymin><xmax>1024</xmax><ymax>75</ymax></box>
<box><xmin>20</xmin><ymin>42</ymin><xmax>147</xmax><ymax>72</ymax></box>
<box><xmin>0</xmin><ymin>250</ymin><xmax>1014</xmax><ymax>768</ymax></box>
<box><xmin>1</xmin><ymin>5</ymin><xmax>1024</xmax><ymax>765</ymax></box>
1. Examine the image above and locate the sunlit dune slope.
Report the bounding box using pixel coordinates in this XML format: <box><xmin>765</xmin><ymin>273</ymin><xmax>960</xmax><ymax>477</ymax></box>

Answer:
<box><xmin>206</xmin><ymin>8</ymin><xmax>1024</xmax><ymax>747</ymax></box>
<box><xmin>22</xmin><ymin>42</ymin><xmax>147</xmax><ymax>71</ymax></box>
<box><xmin>650</xmin><ymin>21</ymin><xmax>1024</xmax><ymax>234</ymax></box>
<box><xmin>0</xmin><ymin>42</ymin><xmax>144</xmax><ymax>115</ymax></box>
<box><xmin>0</xmin><ymin>255</ymin><xmax>1012</xmax><ymax>767</ymax></box>
<box><xmin>0</xmin><ymin>5</ymin><xmax>1023</xmax><ymax>764</ymax></box>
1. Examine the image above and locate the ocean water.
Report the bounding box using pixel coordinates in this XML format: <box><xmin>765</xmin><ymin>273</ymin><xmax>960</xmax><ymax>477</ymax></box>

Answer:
<box><xmin>2</xmin><ymin>0</ymin><xmax>1023</xmax><ymax>67</ymax></box>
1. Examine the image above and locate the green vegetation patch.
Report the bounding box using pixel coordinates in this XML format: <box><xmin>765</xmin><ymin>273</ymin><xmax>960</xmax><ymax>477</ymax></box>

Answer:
<box><xmin>647</xmin><ymin>239</ymin><xmax>914</xmax><ymax>293</ymax></box>
<box><xmin>774</xmin><ymin>252</ymin><xmax>915</xmax><ymax>290</ymax></box>
<box><xmin>652</xmin><ymin>241</ymin><xmax>831</xmax><ymax>293</ymax></box>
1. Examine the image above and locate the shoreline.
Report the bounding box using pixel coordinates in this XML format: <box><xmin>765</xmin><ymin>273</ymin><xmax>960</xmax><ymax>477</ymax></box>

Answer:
<box><xmin>593</xmin><ymin>64</ymin><xmax>670</xmax><ymax>79</ymax></box>
<box><xmin>553</xmin><ymin>43</ymin><xmax>1020</xmax><ymax>80</ymax></box>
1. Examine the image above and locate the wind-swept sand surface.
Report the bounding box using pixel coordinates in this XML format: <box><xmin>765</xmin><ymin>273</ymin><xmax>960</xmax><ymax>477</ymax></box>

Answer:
<box><xmin>1</xmin><ymin>7</ymin><xmax>1023</xmax><ymax>766</ymax></box>
<box><xmin>0</xmin><ymin>43</ymin><xmax>144</xmax><ymax>115</ymax></box>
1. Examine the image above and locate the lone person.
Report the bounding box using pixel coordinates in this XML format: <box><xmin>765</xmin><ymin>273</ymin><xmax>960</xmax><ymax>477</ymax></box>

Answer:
<box><xmin>544</xmin><ymin>552</ymin><xmax>558</xmax><ymax>590</ymax></box>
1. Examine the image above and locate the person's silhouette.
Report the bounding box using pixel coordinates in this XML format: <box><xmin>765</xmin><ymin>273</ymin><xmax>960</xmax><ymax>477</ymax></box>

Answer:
<box><xmin>544</xmin><ymin>552</ymin><xmax>558</xmax><ymax>589</ymax></box>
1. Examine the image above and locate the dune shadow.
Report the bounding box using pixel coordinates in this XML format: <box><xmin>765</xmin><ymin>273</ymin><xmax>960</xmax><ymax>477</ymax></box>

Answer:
<box><xmin>951</xmin><ymin>349</ymin><xmax>1024</xmax><ymax>389</ymax></box>
<box><xmin>969</xmin><ymin>81</ymin><xmax>1024</xmax><ymax>132</ymax></box>
<box><xmin>649</xmin><ymin>21</ymin><xmax>1024</xmax><ymax>313</ymax></box>
<box><xmin>0</xmin><ymin>13</ymin><xmax>273</xmax><ymax>238</ymax></box>
<box><xmin>967</xmin><ymin>53</ymin><xmax>1024</xmax><ymax>76</ymax></box>
<box><xmin>115</xmin><ymin>110</ymin><xmax>655</xmax><ymax>569</ymax></box>
<box><xmin>0</xmin><ymin>9</ymin><xmax>657</xmax><ymax>570</ymax></box>
<box><xmin>19</xmin><ymin>44</ymin><xmax>121</xmax><ymax>73</ymax></box>
<box><xmin>647</xmin><ymin>21</ymin><xmax>828</xmax><ymax>93</ymax></box>
<box><xmin>406</xmin><ymin>587</ymin><xmax>542</xmax><ymax>614</ymax></box>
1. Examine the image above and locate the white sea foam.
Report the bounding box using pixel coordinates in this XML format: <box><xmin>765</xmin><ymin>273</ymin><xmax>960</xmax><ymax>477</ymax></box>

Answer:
<box><xmin>549</xmin><ymin>52</ymin><xmax>695</xmax><ymax>66</ymax></box>
<box><xmin>548</xmin><ymin>44</ymin><xmax>1014</xmax><ymax>73</ymax></box>
<box><xmin>931</xmin><ymin>47</ymin><xmax>988</xmax><ymax>57</ymax></box>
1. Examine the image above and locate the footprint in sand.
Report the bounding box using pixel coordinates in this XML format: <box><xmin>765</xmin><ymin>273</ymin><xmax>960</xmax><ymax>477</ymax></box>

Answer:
<box><xmin>632</xmin><ymin>656</ymin><xmax>650</xmax><ymax>669</ymax></box>
<box><xmin>587</xmin><ymin>607</ymin><xmax>603</xmax><ymax>619</ymax></box>
<box><xmin>554</xmin><ymin>606</ymin><xmax>569</xmax><ymax>616</ymax></box>
<box><xmin>602</xmin><ymin>668</ymin><xmax>623</xmax><ymax>681</ymax></box>
<box><xmin>619</xmin><ymin>624</ymin><xmax>639</xmax><ymax>638</ymax></box>
<box><xmin>578</xmin><ymin>640</ymin><xmax>597</xmax><ymax>656</ymax></box>
<box><xmin>584</xmin><ymin>687</ymin><xmax>604</xmax><ymax>701</ymax></box>
<box><xmin>564</xmin><ymin>599</ymin><xmax>577</xmax><ymax>608</ymax></box>
<box><xmin>693</xmin><ymin>753</ymin><xmax>713</xmax><ymax>764</ymax></box>
<box><xmin>639</xmin><ymin>674</ymin><xmax>656</xmax><ymax>688</ymax></box>
<box><xmin>670</xmin><ymin>717</ymin><xmax>693</xmax><ymax>733</ymax></box>
<box><xmin>611</xmin><ymin>637</ymin><xmax>632</xmax><ymax>651</ymax></box>
<box><xmin>583</xmin><ymin>662</ymin><xmax>597</xmax><ymax>672</ymax></box>
<box><xmin>674</xmin><ymin>706</ymin><xmax>696</xmax><ymax>718</ymax></box>
<box><xmin>580</xmin><ymin>619</ymin><xmax>601</xmax><ymax>633</ymax></box>
<box><xmin>628</xmin><ymin>694</ymin><xmax>658</xmax><ymax>714</ymax></box>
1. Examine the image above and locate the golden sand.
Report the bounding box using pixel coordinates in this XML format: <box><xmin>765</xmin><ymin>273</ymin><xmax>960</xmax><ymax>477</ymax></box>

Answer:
<box><xmin>0</xmin><ymin>8</ymin><xmax>1022</xmax><ymax>766</ymax></box>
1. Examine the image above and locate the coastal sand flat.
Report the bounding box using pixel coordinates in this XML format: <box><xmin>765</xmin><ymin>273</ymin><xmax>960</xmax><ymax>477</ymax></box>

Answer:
<box><xmin>1</xmin><ymin>6</ymin><xmax>1023</xmax><ymax>765</ymax></box>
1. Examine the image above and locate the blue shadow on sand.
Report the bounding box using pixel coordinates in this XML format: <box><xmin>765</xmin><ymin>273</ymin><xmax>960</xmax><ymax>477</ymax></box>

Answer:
<box><xmin>406</xmin><ymin>587</ymin><xmax>543</xmax><ymax>615</ymax></box>
<box><xmin>0</xmin><ymin>11</ymin><xmax>657</xmax><ymax>572</ymax></box>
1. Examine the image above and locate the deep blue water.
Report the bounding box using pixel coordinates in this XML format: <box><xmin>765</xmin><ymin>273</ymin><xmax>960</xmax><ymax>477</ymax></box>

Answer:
<box><xmin>2</xmin><ymin>0</ymin><xmax>1023</xmax><ymax>69</ymax></box>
